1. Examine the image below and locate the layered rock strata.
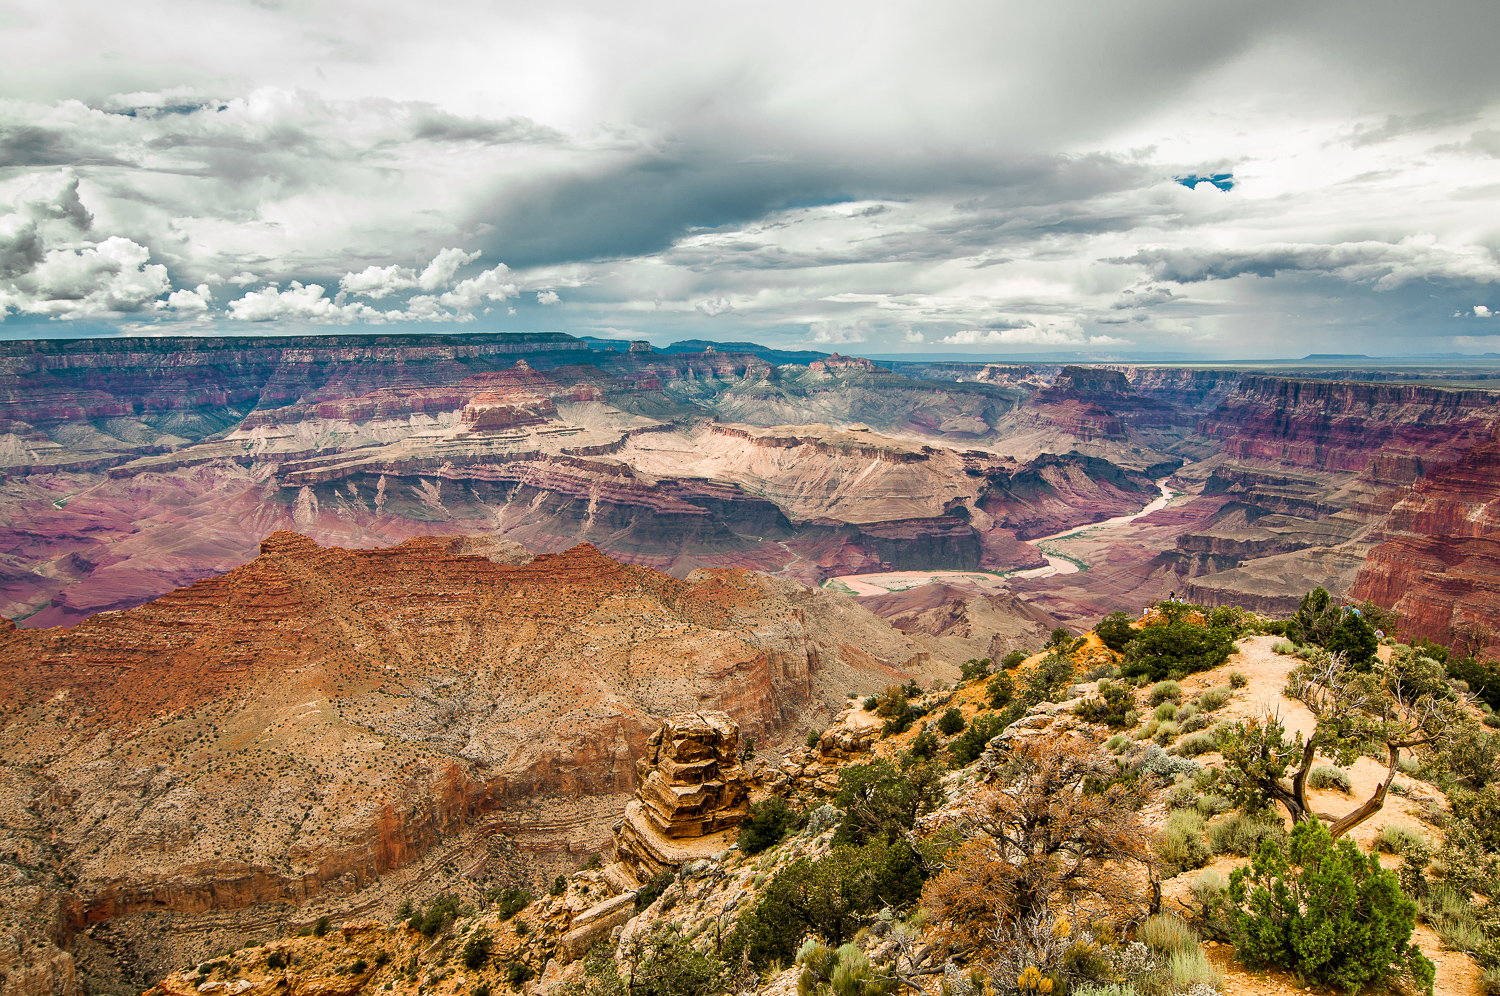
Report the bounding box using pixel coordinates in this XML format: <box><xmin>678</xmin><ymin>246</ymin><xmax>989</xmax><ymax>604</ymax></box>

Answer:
<box><xmin>0</xmin><ymin>535</ymin><xmax>942</xmax><ymax>996</ymax></box>
<box><xmin>613</xmin><ymin>712</ymin><xmax>750</xmax><ymax>883</ymax></box>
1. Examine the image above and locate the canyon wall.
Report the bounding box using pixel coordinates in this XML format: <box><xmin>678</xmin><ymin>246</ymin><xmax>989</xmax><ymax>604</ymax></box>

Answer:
<box><xmin>0</xmin><ymin>534</ymin><xmax>941</xmax><ymax>994</ymax></box>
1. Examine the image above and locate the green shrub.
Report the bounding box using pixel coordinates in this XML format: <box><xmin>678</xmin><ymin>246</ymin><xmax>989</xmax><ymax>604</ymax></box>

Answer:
<box><xmin>1196</xmin><ymin>686</ymin><xmax>1231</xmax><ymax>711</ymax></box>
<box><xmin>1374</xmin><ymin>824</ymin><xmax>1428</xmax><ymax>856</ymax></box>
<box><xmin>635</xmin><ymin>870</ymin><xmax>676</xmax><ymax>911</ymax></box>
<box><xmin>1122</xmin><ymin>621</ymin><xmax>1236</xmax><ymax>682</ymax></box>
<box><xmin>493</xmin><ymin>888</ymin><xmax>532</xmax><ymax>921</ymax></box>
<box><xmin>1096</xmin><ymin>611</ymin><xmax>1137</xmax><ymax>652</ymax></box>
<box><xmin>808</xmin><ymin>728</ymin><xmax>823</xmax><ymax>749</ymax></box>
<box><xmin>549</xmin><ymin>875</ymin><xmax>566</xmax><ymax>897</ymax></box>
<box><xmin>832</xmin><ymin>759</ymin><xmax>943</xmax><ymax>845</ymax></box>
<box><xmin>741</xmin><ymin>798</ymin><xmax>810</xmax><ymax>858</ymax></box>
<box><xmin>1207</xmin><ymin>812</ymin><xmax>1286</xmax><ymax>857</ymax></box>
<box><xmin>312</xmin><ymin>916</ymin><xmax>331</xmax><ymax>938</ymax></box>
<box><xmin>1176</xmin><ymin>732</ymin><xmax>1224</xmax><ymax>756</ymax></box>
<box><xmin>948</xmin><ymin>712</ymin><xmax>1007</xmax><ymax>766</ymax></box>
<box><xmin>1152</xmin><ymin>720</ymin><xmax>1179</xmax><ymax>744</ymax></box>
<box><xmin>1139</xmin><ymin>913</ymin><xmax>1198</xmax><ymax>955</ymax></box>
<box><xmin>1165</xmin><ymin>781</ymin><xmax>1197</xmax><ymax>809</ymax></box>
<box><xmin>1327</xmin><ymin>610</ymin><xmax>1379</xmax><ymax>668</ymax></box>
<box><xmin>727</xmin><ymin>836</ymin><xmax>925</xmax><ymax>968</ymax></box>
<box><xmin>1228</xmin><ymin>670</ymin><xmax>1248</xmax><ymax>688</ymax></box>
<box><xmin>505</xmin><ymin>962</ymin><xmax>534</xmax><ymax>987</ymax></box>
<box><xmin>986</xmin><ymin>671</ymin><xmax>1014</xmax><ymax>709</ymax></box>
<box><xmin>1194</xmin><ymin>793</ymin><xmax>1233</xmax><ymax>818</ymax></box>
<box><xmin>1272</xmin><ymin>639</ymin><xmax>1296</xmax><ymax>655</ymax></box>
<box><xmin>1154</xmin><ymin>811</ymin><xmax>1210</xmax><ymax>876</ymax></box>
<box><xmin>1001</xmin><ymin>649</ymin><xmax>1028</xmax><ymax>670</ymax></box>
<box><xmin>460</xmin><ymin>931</ymin><xmax>492</xmax><ymax>970</ymax></box>
<box><xmin>1173</xmin><ymin>702</ymin><xmax>1199</xmax><ymax>724</ymax></box>
<box><xmin>1149</xmin><ymin>681</ymin><xmax>1181</xmax><ymax>706</ymax></box>
<box><xmin>1190</xmin><ymin>869</ymin><xmax>1228</xmax><ymax>911</ymax></box>
<box><xmin>1168</xmin><ymin>948</ymin><xmax>1224</xmax><ymax>992</ymax></box>
<box><xmin>412</xmin><ymin>894</ymin><xmax>463</xmax><ymax>937</ymax></box>
<box><xmin>1179</xmin><ymin>712</ymin><xmax>1214</xmax><ymax>734</ymax></box>
<box><xmin>959</xmin><ymin>658</ymin><xmax>992</xmax><ymax>682</ymax></box>
<box><xmin>1019</xmin><ymin>652</ymin><xmax>1075</xmax><ymax>707</ymax></box>
<box><xmin>1225</xmin><ymin>819</ymin><xmax>1434</xmax><ymax>994</ymax></box>
<box><xmin>795</xmin><ymin>939</ymin><xmax>895</xmax><ymax>996</ymax></box>
<box><xmin>1307</xmin><ymin>766</ymin><xmax>1352</xmax><ymax>793</ymax></box>
<box><xmin>862</xmin><ymin>695</ymin><xmax>879</xmax><ymax>711</ymax></box>
<box><xmin>1135</xmin><ymin>720</ymin><xmax>1159</xmax><ymax>740</ymax></box>
<box><xmin>936</xmin><ymin>707</ymin><xmax>966</xmax><ymax>735</ymax></box>
<box><xmin>1153</xmin><ymin>701</ymin><xmax>1177</xmax><ymax>721</ymax></box>
<box><xmin>1105</xmin><ymin>734</ymin><xmax>1130</xmax><ymax>753</ymax></box>
<box><xmin>265</xmin><ymin>951</ymin><xmax>286</xmax><ymax>970</ymax></box>
<box><xmin>1073</xmin><ymin>680</ymin><xmax>1135</xmax><ymax>728</ymax></box>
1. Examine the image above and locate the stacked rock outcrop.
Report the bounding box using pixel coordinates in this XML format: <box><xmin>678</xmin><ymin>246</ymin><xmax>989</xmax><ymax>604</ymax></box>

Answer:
<box><xmin>613</xmin><ymin>712</ymin><xmax>749</xmax><ymax>881</ymax></box>
<box><xmin>636</xmin><ymin>712</ymin><xmax>749</xmax><ymax>837</ymax></box>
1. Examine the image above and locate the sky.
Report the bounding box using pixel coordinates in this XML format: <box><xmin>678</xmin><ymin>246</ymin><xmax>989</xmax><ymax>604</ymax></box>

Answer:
<box><xmin>1</xmin><ymin>0</ymin><xmax>1499</xmax><ymax>359</ymax></box>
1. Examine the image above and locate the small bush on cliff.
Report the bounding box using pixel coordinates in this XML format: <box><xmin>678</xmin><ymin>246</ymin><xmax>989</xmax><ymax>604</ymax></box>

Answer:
<box><xmin>1327</xmin><ymin>611</ymin><xmax>1379</xmax><ymax>669</ymax></box>
<box><xmin>1121</xmin><ymin>621</ymin><xmax>1236</xmax><ymax>682</ymax></box>
<box><xmin>738</xmin><ymin>797</ymin><xmax>802</xmax><ymax>855</ymax></box>
<box><xmin>1074</xmin><ymin>680</ymin><xmax>1135</xmax><ymax>728</ymax></box>
<box><xmin>412</xmin><ymin>894</ymin><xmax>463</xmax><ymax>937</ymax></box>
<box><xmin>1001</xmin><ymin>649</ymin><xmax>1028</xmax><ymax>670</ymax></box>
<box><xmin>312</xmin><ymin>916</ymin><xmax>331</xmax><ymax>938</ymax></box>
<box><xmin>1021</xmin><ymin>651</ymin><xmax>1076</xmax><ymax>706</ymax></box>
<box><xmin>461</xmin><ymin>930</ymin><xmax>493</xmax><ymax>970</ymax></box>
<box><xmin>1225</xmin><ymin>820</ymin><xmax>1433</xmax><ymax>994</ymax></box>
<box><xmin>961</xmin><ymin>658</ymin><xmax>993</xmax><ymax>682</ymax></box>
<box><xmin>937</xmin><ymin>707</ymin><xmax>966</xmax><ymax>735</ymax></box>
<box><xmin>986</xmin><ymin>671</ymin><xmax>1014</xmax><ymax>709</ymax></box>
<box><xmin>550</xmin><ymin>875</ymin><xmax>566</xmax><ymax>896</ymax></box>
<box><xmin>492</xmin><ymin>888</ymin><xmax>532</xmax><ymax>921</ymax></box>
<box><xmin>833</xmin><ymin>759</ymin><xmax>943</xmax><ymax>845</ymax></box>
<box><xmin>903</xmin><ymin>726</ymin><xmax>940</xmax><ymax>766</ymax></box>
<box><xmin>796</xmin><ymin>939</ymin><xmax>896</xmax><ymax>996</ymax></box>
<box><xmin>727</xmin><ymin>836</ymin><xmax>925</xmax><ymax>969</ymax></box>
<box><xmin>1096</xmin><ymin>611</ymin><xmax>1137</xmax><ymax>652</ymax></box>
<box><xmin>635</xmin><ymin>870</ymin><xmax>676</xmax><ymax>911</ymax></box>
<box><xmin>948</xmin><ymin>712</ymin><xmax>1007</xmax><ymax>766</ymax></box>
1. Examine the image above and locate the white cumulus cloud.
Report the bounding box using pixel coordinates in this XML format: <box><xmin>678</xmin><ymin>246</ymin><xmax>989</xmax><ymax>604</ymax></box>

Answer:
<box><xmin>536</xmin><ymin>290</ymin><xmax>560</xmax><ymax>305</ymax></box>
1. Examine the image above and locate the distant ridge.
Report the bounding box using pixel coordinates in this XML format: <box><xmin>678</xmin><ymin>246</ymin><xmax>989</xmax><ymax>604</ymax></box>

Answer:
<box><xmin>1302</xmin><ymin>353</ymin><xmax>1370</xmax><ymax>359</ymax></box>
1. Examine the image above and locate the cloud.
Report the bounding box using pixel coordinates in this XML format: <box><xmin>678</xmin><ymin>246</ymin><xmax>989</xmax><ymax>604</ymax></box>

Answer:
<box><xmin>695</xmin><ymin>297</ymin><xmax>734</xmax><ymax>317</ymax></box>
<box><xmin>10</xmin><ymin>236</ymin><xmax>170</xmax><ymax>317</ymax></box>
<box><xmin>942</xmin><ymin>328</ymin><xmax>1082</xmax><ymax>346</ymax></box>
<box><xmin>809</xmin><ymin>319</ymin><xmax>871</xmax><ymax>344</ymax></box>
<box><xmin>902</xmin><ymin>329</ymin><xmax>925</xmax><ymax>343</ymax></box>
<box><xmin>1113</xmin><ymin>239</ymin><xmax>1500</xmax><ymax>290</ymax></box>
<box><xmin>419</xmin><ymin>248</ymin><xmax>483</xmax><ymax>290</ymax></box>
<box><xmin>1475</xmin><ymin>305</ymin><xmax>1493</xmax><ymax>317</ymax></box>
<box><xmin>536</xmin><ymin>290</ymin><xmax>560</xmax><ymax>305</ymax></box>
<box><xmin>339</xmin><ymin>263</ymin><xmax>418</xmax><ymax>299</ymax></box>
<box><xmin>1112</xmin><ymin>283</ymin><xmax>1179</xmax><ymax>309</ymax></box>
<box><xmin>165</xmin><ymin>284</ymin><xmax>211</xmax><ymax>312</ymax></box>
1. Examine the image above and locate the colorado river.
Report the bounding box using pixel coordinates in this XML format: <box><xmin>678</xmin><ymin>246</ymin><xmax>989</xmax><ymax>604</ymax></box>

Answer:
<box><xmin>823</xmin><ymin>477</ymin><xmax>1175</xmax><ymax>596</ymax></box>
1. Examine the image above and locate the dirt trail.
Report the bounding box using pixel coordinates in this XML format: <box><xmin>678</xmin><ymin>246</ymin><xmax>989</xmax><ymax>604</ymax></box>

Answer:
<box><xmin>1167</xmin><ymin>636</ymin><xmax>1478</xmax><ymax>996</ymax></box>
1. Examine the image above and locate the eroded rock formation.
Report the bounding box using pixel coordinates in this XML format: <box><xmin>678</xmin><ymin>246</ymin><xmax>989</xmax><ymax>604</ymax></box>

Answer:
<box><xmin>0</xmin><ymin>535</ymin><xmax>943</xmax><ymax>996</ymax></box>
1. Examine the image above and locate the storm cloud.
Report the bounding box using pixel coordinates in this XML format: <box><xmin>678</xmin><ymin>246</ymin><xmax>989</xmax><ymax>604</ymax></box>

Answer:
<box><xmin>0</xmin><ymin>0</ymin><xmax>1497</xmax><ymax>356</ymax></box>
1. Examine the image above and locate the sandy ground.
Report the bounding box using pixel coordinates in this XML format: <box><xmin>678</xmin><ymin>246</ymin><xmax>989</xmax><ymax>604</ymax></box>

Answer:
<box><xmin>823</xmin><ymin>569</ymin><xmax>1012</xmax><ymax>596</ymax></box>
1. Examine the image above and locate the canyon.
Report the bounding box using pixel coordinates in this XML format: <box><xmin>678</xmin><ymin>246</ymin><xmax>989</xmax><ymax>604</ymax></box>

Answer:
<box><xmin>4</xmin><ymin>331</ymin><xmax>1500</xmax><ymax>996</ymax></box>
